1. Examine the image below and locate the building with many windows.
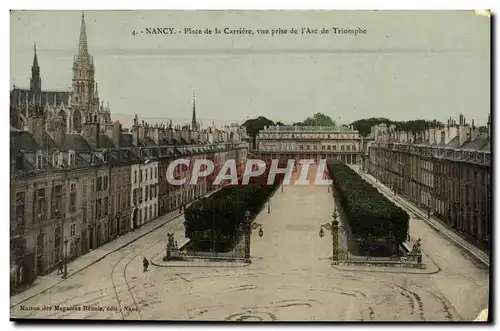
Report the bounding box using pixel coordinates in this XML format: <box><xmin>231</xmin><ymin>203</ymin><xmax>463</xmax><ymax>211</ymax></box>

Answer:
<box><xmin>366</xmin><ymin>115</ymin><xmax>491</xmax><ymax>249</ymax></box>
<box><xmin>255</xmin><ymin>125</ymin><xmax>363</xmax><ymax>164</ymax></box>
<box><xmin>9</xmin><ymin>13</ymin><xmax>249</xmax><ymax>291</ymax></box>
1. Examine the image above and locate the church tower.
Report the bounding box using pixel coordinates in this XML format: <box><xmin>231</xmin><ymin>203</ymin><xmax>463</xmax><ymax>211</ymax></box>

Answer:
<box><xmin>191</xmin><ymin>91</ymin><xmax>198</xmax><ymax>131</ymax></box>
<box><xmin>70</xmin><ymin>12</ymin><xmax>102</xmax><ymax>132</ymax></box>
<box><xmin>30</xmin><ymin>43</ymin><xmax>41</xmax><ymax>94</ymax></box>
<box><xmin>71</xmin><ymin>12</ymin><xmax>98</xmax><ymax>115</ymax></box>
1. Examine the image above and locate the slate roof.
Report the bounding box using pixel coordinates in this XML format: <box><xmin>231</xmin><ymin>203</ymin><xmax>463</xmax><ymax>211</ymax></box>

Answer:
<box><xmin>99</xmin><ymin>135</ymin><xmax>115</xmax><ymax>149</ymax></box>
<box><xmin>461</xmin><ymin>134</ymin><xmax>490</xmax><ymax>151</ymax></box>
<box><xmin>10</xmin><ymin>88</ymin><xmax>70</xmax><ymax>106</ymax></box>
<box><xmin>61</xmin><ymin>134</ymin><xmax>93</xmax><ymax>151</ymax></box>
<box><xmin>10</xmin><ymin>131</ymin><xmax>40</xmax><ymax>153</ymax></box>
<box><xmin>445</xmin><ymin>136</ymin><xmax>460</xmax><ymax>149</ymax></box>
<box><xmin>119</xmin><ymin>133</ymin><xmax>134</xmax><ymax>148</ymax></box>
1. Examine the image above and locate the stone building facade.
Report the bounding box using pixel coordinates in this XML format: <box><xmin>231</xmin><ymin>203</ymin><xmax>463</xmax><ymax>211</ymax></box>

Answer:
<box><xmin>256</xmin><ymin>125</ymin><xmax>363</xmax><ymax>164</ymax></box>
<box><xmin>10</xmin><ymin>13</ymin><xmax>249</xmax><ymax>291</ymax></box>
<box><xmin>366</xmin><ymin>115</ymin><xmax>491</xmax><ymax>249</ymax></box>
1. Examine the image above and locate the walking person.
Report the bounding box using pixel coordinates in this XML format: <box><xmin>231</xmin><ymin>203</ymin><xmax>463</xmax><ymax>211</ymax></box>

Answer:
<box><xmin>143</xmin><ymin>257</ymin><xmax>149</xmax><ymax>272</ymax></box>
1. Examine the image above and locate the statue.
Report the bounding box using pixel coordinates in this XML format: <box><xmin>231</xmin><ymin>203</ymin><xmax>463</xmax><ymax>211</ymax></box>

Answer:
<box><xmin>412</xmin><ymin>238</ymin><xmax>422</xmax><ymax>253</ymax></box>
<box><xmin>167</xmin><ymin>233</ymin><xmax>175</xmax><ymax>249</ymax></box>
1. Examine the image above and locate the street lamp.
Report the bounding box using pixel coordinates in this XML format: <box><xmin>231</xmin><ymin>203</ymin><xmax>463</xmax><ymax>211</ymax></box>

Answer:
<box><xmin>319</xmin><ymin>207</ymin><xmax>340</xmax><ymax>261</ymax></box>
<box><xmin>243</xmin><ymin>210</ymin><xmax>264</xmax><ymax>262</ymax></box>
<box><xmin>267</xmin><ymin>198</ymin><xmax>271</xmax><ymax>214</ymax></box>
<box><xmin>281</xmin><ymin>182</ymin><xmax>283</xmax><ymax>192</ymax></box>
<box><xmin>62</xmin><ymin>238</ymin><xmax>69</xmax><ymax>278</ymax></box>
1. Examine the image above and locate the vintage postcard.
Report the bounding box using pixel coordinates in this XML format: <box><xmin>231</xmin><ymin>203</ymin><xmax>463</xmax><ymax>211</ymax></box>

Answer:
<box><xmin>9</xmin><ymin>10</ymin><xmax>490</xmax><ymax>322</ymax></box>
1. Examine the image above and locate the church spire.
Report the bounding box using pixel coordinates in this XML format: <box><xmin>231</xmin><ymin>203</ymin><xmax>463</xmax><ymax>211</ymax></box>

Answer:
<box><xmin>191</xmin><ymin>91</ymin><xmax>197</xmax><ymax>130</ymax></box>
<box><xmin>77</xmin><ymin>12</ymin><xmax>89</xmax><ymax>62</ymax></box>
<box><xmin>30</xmin><ymin>43</ymin><xmax>41</xmax><ymax>93</ymax></box>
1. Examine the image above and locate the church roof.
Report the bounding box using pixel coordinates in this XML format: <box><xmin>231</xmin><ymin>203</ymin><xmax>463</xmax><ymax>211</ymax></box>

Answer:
<box><xmin>10</xmin><ymin>88</ymin><xmax>70</xmax><ymax>106</ymax></box>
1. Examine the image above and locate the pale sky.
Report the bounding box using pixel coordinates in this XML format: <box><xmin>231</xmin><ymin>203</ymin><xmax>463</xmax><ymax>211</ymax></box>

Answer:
<box><xmin>10</xmin><ymin>10</ymin><xmax>490</xmax><ymax>128</ymax></box>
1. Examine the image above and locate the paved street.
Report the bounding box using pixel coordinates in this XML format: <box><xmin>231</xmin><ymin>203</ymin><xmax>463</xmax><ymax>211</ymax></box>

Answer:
<box><xmin>10</xmin><ymin>166</ymin><xmax>488</xmax><ymax>321</ymax></box>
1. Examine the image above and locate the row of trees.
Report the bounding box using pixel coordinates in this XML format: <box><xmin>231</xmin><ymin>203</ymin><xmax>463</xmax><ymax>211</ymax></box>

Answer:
<box><xmin>349</xmin><ymin>117</ymin><xmax>477</xmax><ymax>137</ymax></box>
<box><xmin>327</xmin><ymin>160</ymin><xmax>409</xmax><ymax>250</ymax></box>
<box><xmin>184</xmin><ymin>166</ymin><xmax>284</xmax><ymax>252</ymax></box>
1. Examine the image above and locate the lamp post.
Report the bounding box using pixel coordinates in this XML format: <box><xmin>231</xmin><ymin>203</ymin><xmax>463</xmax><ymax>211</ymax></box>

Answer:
<box><xmin>319</xmin><ymin>207</ymin><xmax>340</xmax><ymax>261</ymax></box>
<box><xmin>243</xmin><ymin>210</ymin><xmax>263</xmax><ymax>263</ymax></box>
<box><xmin>267</xmin><ymin>198</ymin><xmax>271</xmax><ymax>214</ymax></box>
<box><xmin>281</xmin><ymin>182</ymin><xmax>283</xmax><ymax>192</ymax></box>
<box><xmin>62</xmin><ymin>238</ymin><xmax>68</xmax><ymax>278</ymax></box>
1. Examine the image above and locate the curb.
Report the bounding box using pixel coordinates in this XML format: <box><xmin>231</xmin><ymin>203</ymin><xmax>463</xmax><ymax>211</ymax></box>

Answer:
<box><xmin>10</xmin><ymin>212</ymin><xmax>185</xmax><ymax>309</ymax></box>
<box><xmin>151</xmin><ymin>260</ymin><xmax>250</xmax><ymax>268</ymax></box>
<box><xmin>332</xmin><ymin>264</ymin><xmax>441</xmax><ymax>275</ymax></box>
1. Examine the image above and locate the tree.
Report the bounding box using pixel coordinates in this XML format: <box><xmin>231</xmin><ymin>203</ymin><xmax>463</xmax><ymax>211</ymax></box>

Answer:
<box><xmin>351</xmin><ymin>117</ymin><xmax>445</xmax><ymax>137</ymax></box>
<box><xmin>276</xmin><ymin>121</ymin><xmax>285</xmax><ymax>126</ymax></box>
<box><xmin>242</xmin><ymin>116</ymin><xmax>275</xmax><ymax>149</ymax></box>
<box><xmin>295</xmin><ymin>113</ymin><xmax>335</xmax><ymax>127</ymax></box>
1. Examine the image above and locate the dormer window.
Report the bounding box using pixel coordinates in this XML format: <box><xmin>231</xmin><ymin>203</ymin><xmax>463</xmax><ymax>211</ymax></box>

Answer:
<box><xmin>68</xmin><ymin>150</ymin><xmax>76</xmax><ymax>166</ymax></box>
<box><xmin>36</xmin><ymin>152</ymin><xmax>43</xmax><ymax>169</ymax></box>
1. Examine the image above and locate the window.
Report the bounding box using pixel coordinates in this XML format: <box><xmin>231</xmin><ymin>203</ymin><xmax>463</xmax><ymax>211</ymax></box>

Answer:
<box><xmin>133</xmin><ymin>189</ymin><xmax>137</xmax><ymax>204</ymax></box>
<box><xmin>52</xmin><ymin>185</ymin><xmax>63</xmax><ymax>216</ymax></box>
<box><xmin>155</xmin><ymin>167</ymin><xmax>157</xmax><ymax>179</ymax></box>
<box><xmin>70</xmin><ymin>223</ymin><xmax>76</xmax><ymax>237</ymax></box>
<box><xmin>322</xmin><ymin>145</ymin><xmax>326</xmax><ymax>150</ymax></box>
<box><xmin>149</xmin><ymin>205</ymin><xmax>152</xmax><ymax>219</ymax></box>
<box><xmin>68</xmin><ymin>151</ymin><xmax>75</xmax><ymax>166</ymax></box>
<box><xmin>347</xmin><ymin>145</ymin><xmax>351</xmax><ymax>151</ymax></box>
<box><xmin>97</xmin><ymin>177</ymin><xmax>102</xmax><ymax>191</ymax></box>
<box><xmin>35</xmin><ymin>188</ymin><xmax>46</xmax><ymax>220</ymax></box>
<box><xmin>333</xmin><ymin>145</ymin><xmax>337</xmax><ymax>151</ymax></box>
<box><xmin>150</xmin><ymin>184</ymin><xmax>154</xmax><ymax>199</ymax></box>
<box><xmin>134</xmin><ymin>170</ymin><xmax>137</xmax><ymax>184</ymax></box>
<box><xmin>341</xmin><ymin>145</ymin><xmax>345</xmax><ymax>151</ymax></box>
<box><xmin>352</xmin><ymin>145</ymin><xmax>356</xmax><ymax>151</ymax></box>
<box><xmin>299</xmin><ymin>145</ymin><xmax>303</xmax><ymax>150</ymax></box>
<box><xmin>53</xmin><ymin>152</ymin><xmax>59</xmax><ymax>167</ymax></box>
<box><xmin>139</xmin><ymin>170</ymin><xmax>143</xmax><ymax>182</ymax></box>
<box><xmin>104</xmin><ymin>197</ymin><xmax>109</xmax><ymax>215</ymax></box>
<box><xmin>143</xmin><ymin>207</ymin><xmax>147</xmax><ymax>221</ymax></box>
<box><xmin>70</xmin><ymin>183</ymin><xmax>77</xmax><ymax>213</ymax></box>
<box><xmin>91</xmin><ymin>179</ymin><xmax>95</xmax><ymax>193</ymax></box>
<box><xmin>82</xmin><ymin>201</ymin><xmax>87</xmax><ymax>222</ymax></box>
<box><xmin>97</xmin><ymin>199</ymin><xmax>102</xmax><ymax>218</ymax></box>
<box><xmin>145</xmin><ymin>186</ymin><xmax>149</xmax><ymax>201</ymax></box>
<box><xmin>306</xmin><ymin>145</ymin><xmax>310</xmax><ymax>150</ymax></box>
<box><xmin>82</xmin><ymin>180</ymin><xmax>87</xmax><ymax>196</ymax></box>
<box><xmin>327</xmin><ymin>145</ymin><xmax>331</xmax><ymax>150</ymax></box>
<box><xmin>15</xmin><ymin>192</ymin><xmax>25</xmax><ymax>225</ymax></box>
<box><xmin>36</xmin><ymin>152</ymin><xmax>43</xmax><ymax>169</ymax></box>
<box><xmin>103</xmin><ymin>176</ymin><xmax>109</xmax><ymax>190</ymax></box>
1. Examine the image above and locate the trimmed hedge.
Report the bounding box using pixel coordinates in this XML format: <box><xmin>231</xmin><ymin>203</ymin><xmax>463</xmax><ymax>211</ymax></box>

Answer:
<box><xmin>184</xmin><ymin>166</ymin><xmax>283</xmax><ymax>251</ymax></box>
<box><xmin>327</xmin><ymin>160</ymin><xmax>409</xmax><ymax>246</ymax></box>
